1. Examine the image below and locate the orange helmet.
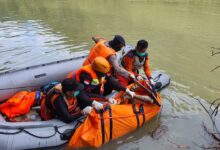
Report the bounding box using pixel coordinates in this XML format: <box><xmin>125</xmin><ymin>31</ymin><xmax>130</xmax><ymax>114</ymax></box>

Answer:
<box><xmin>91</xmin><ymin>57</ymin><xmax>110</xmax><ymax>74</ymax></box>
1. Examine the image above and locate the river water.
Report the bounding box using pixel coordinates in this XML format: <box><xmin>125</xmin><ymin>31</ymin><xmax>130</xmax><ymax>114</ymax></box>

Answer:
<box><xmin>0</xmin><ymin>0</ymin><xmax>220</xmax><ymax>149</ymax></box>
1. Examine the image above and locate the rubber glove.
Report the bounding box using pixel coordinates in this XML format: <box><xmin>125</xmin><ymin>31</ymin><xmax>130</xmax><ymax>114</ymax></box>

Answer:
<box><xmin>136</xmin><ymin>75</ymin><xmax>144</xmax><ymax>81</ymax></box>
<box><xmin>149</xmin><ymin>78</ymin><xmax>156</xmax><ymax>86</ymax></box>
<box><xmin>108</xmin><ymin>98</ymin><xmax>117</xmax><ymax>104</ymax></box>
<box><xmin>129</xmin><ymin>73</ymin><xmax>135</xmax><ymax>79</ymax></box>
<box><xmin>92</xmin><ymin>100</ymin><xmax>104</xmax><ymax>110</ymax></box>
<box><xmin>149</xmin><ymin>78</ymin><xmax>157</xmax><ymax>94</ymax></box>
<box><xmin>125</xmin><ymin>88</ymin><xmax>135</xmax><ymax>98</ymax></box>
<box><xmin>82</xmin><ymin>106</ymin><xmax>93</xmax><ymax>115</ymax></box>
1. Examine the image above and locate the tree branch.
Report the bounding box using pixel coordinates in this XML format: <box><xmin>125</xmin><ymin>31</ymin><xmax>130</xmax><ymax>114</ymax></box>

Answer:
<box><xmin>212</xmin><ymin>51</ymin><xmax>220</xmax><ymax>56</ymax></box>
<box><xmin>211</xmin><ymin>66</ymin><xmax>220</xmax><ymax>72</ymax></box>
<box><xmin>167</xmin><ymin>139</ymin><xmax>190</xmax><ymax>149</ymax></box>
<box><xmin>211</xmin><ymin>47</ymin><xmax>220</xmax><ymax>50</ymax></box>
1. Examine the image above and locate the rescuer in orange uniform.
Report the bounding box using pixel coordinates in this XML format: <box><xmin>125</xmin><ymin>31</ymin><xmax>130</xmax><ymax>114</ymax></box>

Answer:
<box><xmin>118</xmin><ymin>40</ymin><xmax>156</xmax><ymax>87</ymax></box>
<box><xmin>83</xmin><ymin>35</ymin><xmax>134</xmax><ymax>79</ymax></box>
<box><xmin>67</xmin><ymin>57</ymin><xmax>136</xmax><ymax>104</ymax></box>
<box><xmin>40</xmin><ymin>78</ymin><xmax>104</xmax><ymax>123</ymax></box>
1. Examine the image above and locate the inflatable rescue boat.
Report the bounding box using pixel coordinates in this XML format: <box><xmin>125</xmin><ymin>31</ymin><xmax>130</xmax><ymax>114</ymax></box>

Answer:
<box><xmin>0</xmin><ymin>49</ymin><xmax>170</xmax><ymax>149</ymax></box>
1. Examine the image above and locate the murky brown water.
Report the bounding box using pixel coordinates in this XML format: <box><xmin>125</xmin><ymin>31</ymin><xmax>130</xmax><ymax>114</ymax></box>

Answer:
<box><xmin>0</xmin><ymin>0</ymin><xmax>220</xmax><ymax>149</ymax></box>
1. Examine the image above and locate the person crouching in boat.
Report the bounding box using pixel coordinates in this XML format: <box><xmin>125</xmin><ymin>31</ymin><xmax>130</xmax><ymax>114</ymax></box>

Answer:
<box><xmin>40</xmin><ymin>78</ymin><xmax>103</xmax><ymax>123</ymax></box>
<box><xmin>118</xmin><ymin>39</ymin><xmax>160</xmax><ymax>90</ymax></box>
<box><xmin>67</xmin><ymin>57</ymin><xmax>136</xmax><ymax>104</ymax></box>
<box><xmin>83</xmin><ymin>35</ymin><xmax>135</xmax><ymax>79</ymax></box>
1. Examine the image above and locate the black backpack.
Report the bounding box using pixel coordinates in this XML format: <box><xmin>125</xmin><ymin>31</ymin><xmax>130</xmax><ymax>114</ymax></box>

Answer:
<box><xmin>40</xmin><ymin>81</ymin><xmax>59</xmax><ymax>94</ymax></box>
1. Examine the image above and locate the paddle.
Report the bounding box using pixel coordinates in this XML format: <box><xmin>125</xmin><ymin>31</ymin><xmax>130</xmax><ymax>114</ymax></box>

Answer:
<box><xmin>132</xmin><ymin>78</ymin><xmax>161</xmax><ymax>107</ymax></box>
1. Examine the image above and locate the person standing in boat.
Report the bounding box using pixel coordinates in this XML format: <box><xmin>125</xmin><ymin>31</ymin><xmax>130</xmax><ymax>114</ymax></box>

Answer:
<box><xmin>118</xmin><ymin>40</ymin><xmax>156</xmax><ymax>87</ymax></box>
<box><xmin>40</xmin><ymin>78</ymin><xmax>103</xmax><ymax>123</ymax></box>
<box><xmin>83</xmin><ymin>35</ymin><xmax>135</xmax><ymax>79</ymax></box>
<box><xmin>67</xmin><ymin>57</ymin><xmax>136</xmax><ymax>104</ymax></box>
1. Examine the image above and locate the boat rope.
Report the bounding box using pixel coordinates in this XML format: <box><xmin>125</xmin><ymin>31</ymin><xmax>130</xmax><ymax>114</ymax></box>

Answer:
<box><xmin>0</xmin><ymin>85</ymin><xmax>43</xmax><ymax>91</ymax></box>
<box><xmin>0</xmin><ymin>118</ymin><xmax>84</xmax><ymax>139</ymax></box>
<box><xmin>0</xmin><ymin>128</ymin><xmax>23</xmax><ymax>135</ymax></box>
<box><xmin>24</xmin><ymin>127</ymin><xmax>57</xmax><ymax>138</ymax></box>
<box><xmin>153</xmin><ymin>74</ymin><xmax>162</xmax><ymax>82</ymax></box>
<box><xmin>0</xmin><ymin>126</ymin><xmax>58</xmax><ymax>138</ymax></box>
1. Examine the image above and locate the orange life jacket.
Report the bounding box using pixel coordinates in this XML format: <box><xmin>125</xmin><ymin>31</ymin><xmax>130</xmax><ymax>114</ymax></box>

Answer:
<box><xmin>83</xmin><ymin>39</ymin><xmax>116</xmax><ymax>66</ymax></box>
<box><xmin>0</xmin><ymin>91</ymin><xmax>42</xmax><ymax>118</ymax></box>
<box><xmin>67</xmin><ymin>65</ymin><xmax>107</xmax><ymax>95</ymax></box>
<box><xmin>40</xmin><ymin>88</ymin><xmax>81</xmax><ymax>121</ymax></box>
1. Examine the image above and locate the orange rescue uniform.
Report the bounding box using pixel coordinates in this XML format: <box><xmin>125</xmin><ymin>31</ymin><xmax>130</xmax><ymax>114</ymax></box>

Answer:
<box><xmin>117</xmin><ymin>50</ymin><xmax>152</xmax><ymax>86</ymax></box>
<box><xmin>40</xmin><ymin>89</ymin><xmax>80</xmax><ymax>121</ymax></box>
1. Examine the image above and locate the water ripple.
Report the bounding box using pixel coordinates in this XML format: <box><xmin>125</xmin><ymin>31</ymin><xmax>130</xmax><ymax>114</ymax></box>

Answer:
<box><xmin>0</xmin><ymin>20</ymin><xmax>87</xmax><ymax>72</ymax></box>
